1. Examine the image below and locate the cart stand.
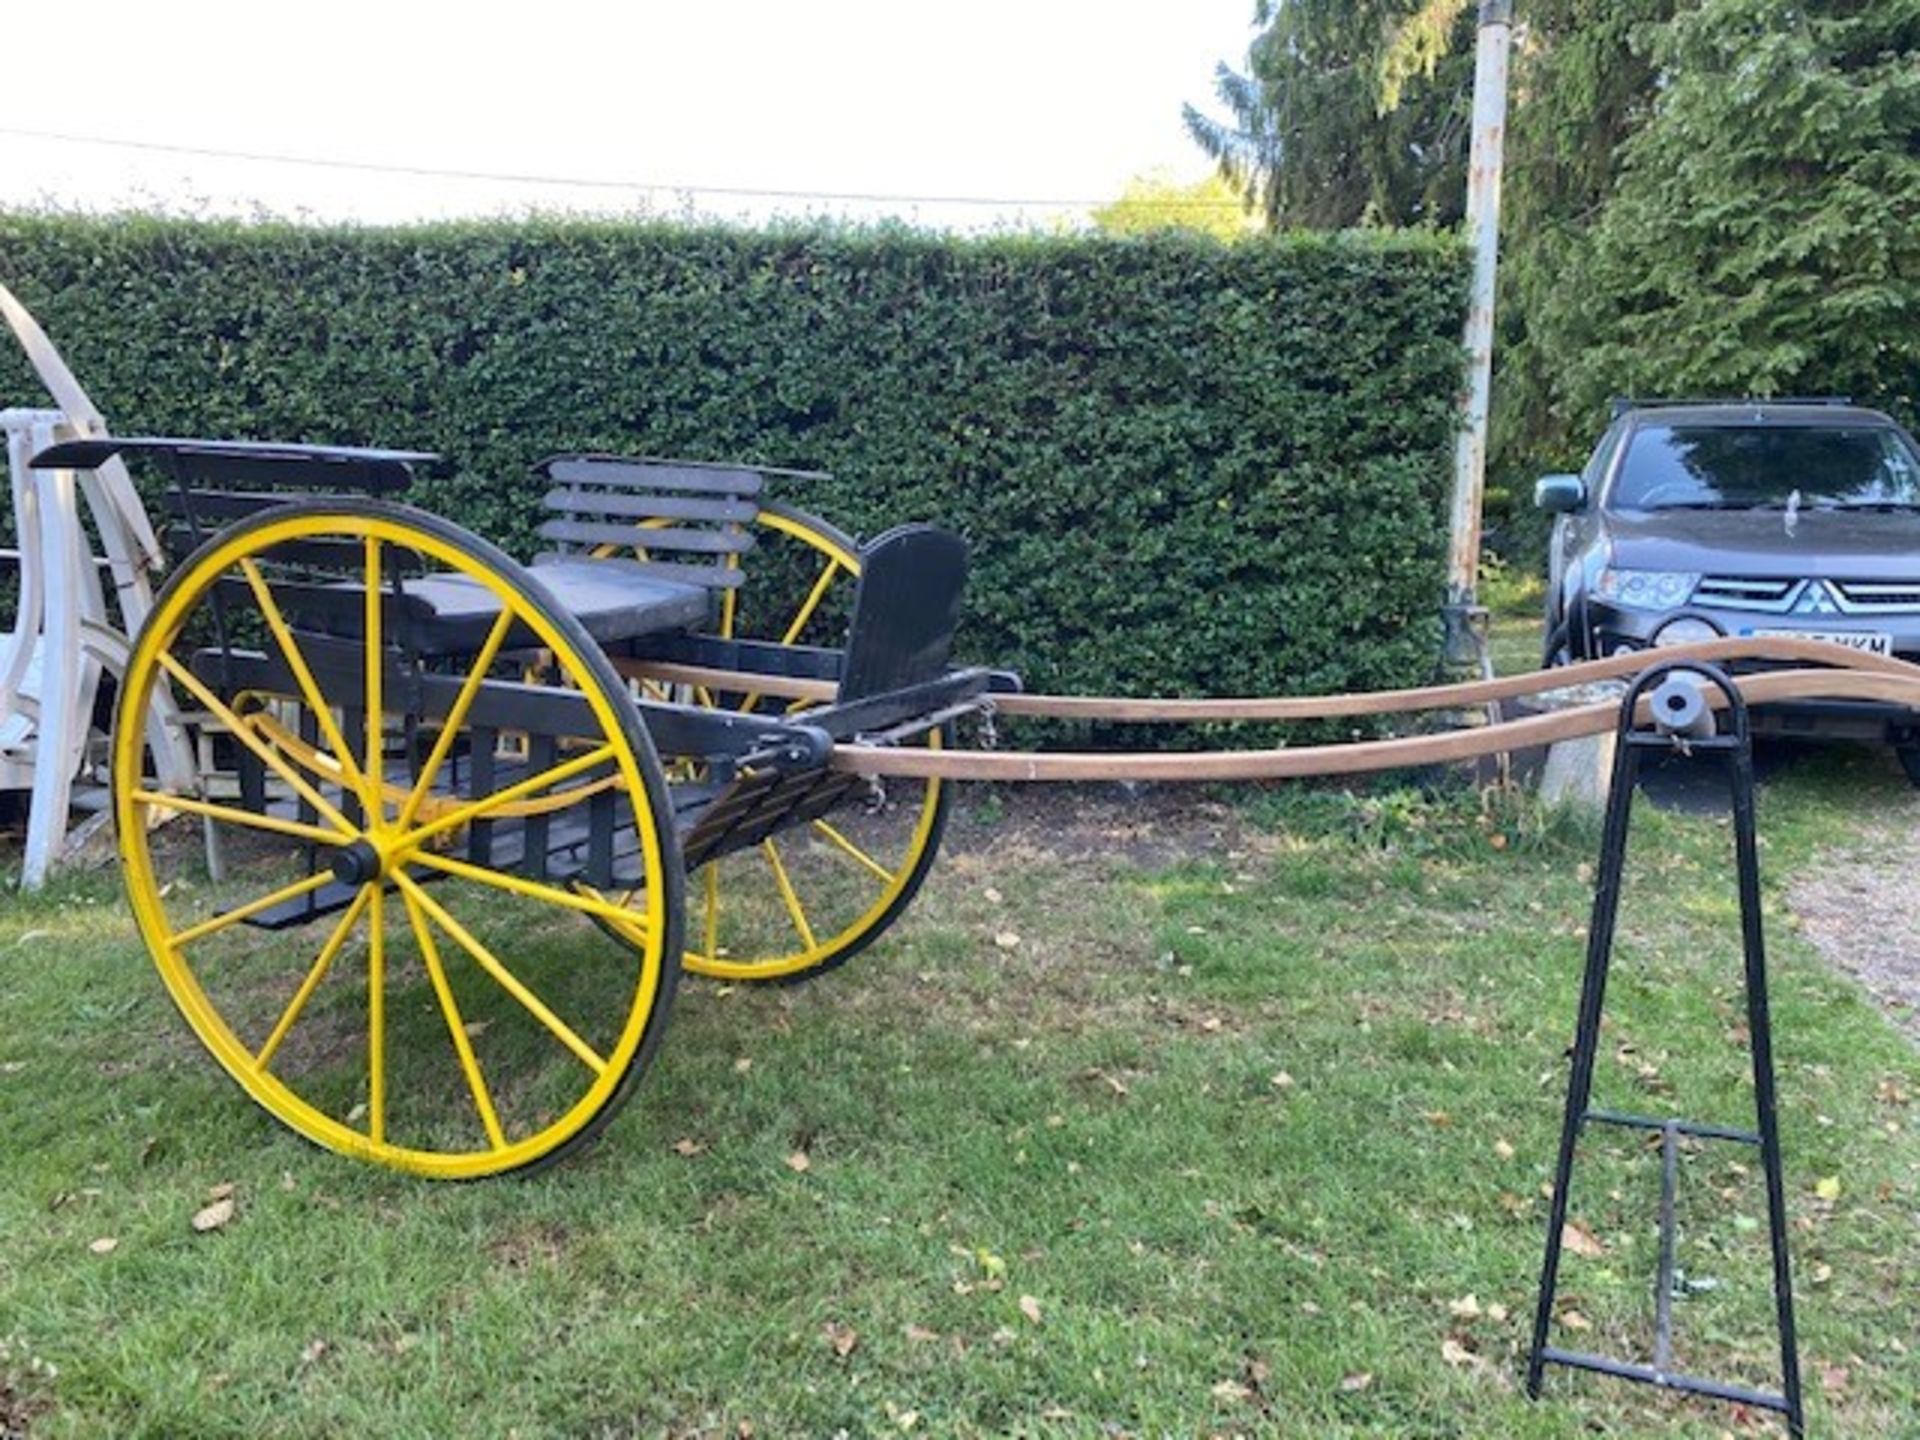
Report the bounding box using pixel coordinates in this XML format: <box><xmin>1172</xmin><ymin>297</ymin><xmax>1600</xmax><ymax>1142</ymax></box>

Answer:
<box><xmin>1525</xmin><ymin>662</ymin><xmax>1803</xmax><ymax>1437</ymax></box>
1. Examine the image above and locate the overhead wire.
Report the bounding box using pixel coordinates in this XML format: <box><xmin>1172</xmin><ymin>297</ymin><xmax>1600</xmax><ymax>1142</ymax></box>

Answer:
<box><xmin>0</xmin><ymin>124</ymin><xmax>1253</xmax><ymax>212</ymax></box>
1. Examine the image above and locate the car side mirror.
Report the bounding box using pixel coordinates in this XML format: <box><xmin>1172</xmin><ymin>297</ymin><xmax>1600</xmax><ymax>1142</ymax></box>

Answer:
<box><xmin>1534</xmin><ymin>474</ymin><xmax>1587</xmax><ymax>514</ymax></box>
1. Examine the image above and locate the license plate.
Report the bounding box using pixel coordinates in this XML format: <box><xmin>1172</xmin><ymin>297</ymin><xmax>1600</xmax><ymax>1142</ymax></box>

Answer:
<box><xmin>1750</xmin><ymin>628</ymin><xmax>1894</xmax><ymax>656</ymax></box>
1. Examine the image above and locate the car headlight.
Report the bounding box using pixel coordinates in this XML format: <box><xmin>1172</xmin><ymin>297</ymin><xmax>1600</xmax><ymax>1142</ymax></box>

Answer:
<box><xmin>1653</xmin><ymin>617</ymin><xmax>1722</xmax><ymax>648</ymax></box>
<box><xmin>1595</xmin><ymin>568</ymin><xmax>1699</xmax><ymax>610</ymax></box>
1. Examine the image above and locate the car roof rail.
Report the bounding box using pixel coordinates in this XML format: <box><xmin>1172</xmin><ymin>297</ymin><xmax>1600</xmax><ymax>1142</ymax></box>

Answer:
<box><xmin>1608</xmin><ymin>395</ymin><xmax>1856</xmax><ymax>420</ymax></box>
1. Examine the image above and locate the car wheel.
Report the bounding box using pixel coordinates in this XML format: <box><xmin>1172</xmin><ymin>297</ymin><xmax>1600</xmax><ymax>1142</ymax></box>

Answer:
<box><xmin>1541</xmin><ymin>616</ymin><xmax>1573</xmax><ymax>670</ymax></box>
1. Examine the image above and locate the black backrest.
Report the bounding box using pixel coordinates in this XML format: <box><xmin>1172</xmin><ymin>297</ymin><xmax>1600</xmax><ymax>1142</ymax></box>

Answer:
<box><xmin>534</xmin><ymin>455</ymin><xmax>765</xmax><ymax>593</ymax></box>
<box><xmin>837</xmin><ymin>525</ymin><xmax>970</xmax><ymax>702</ymax></box>
<box><xmin>28</xmin><ymin>435</ymin><xmax>432</xmax><ymax>569</ymax></box>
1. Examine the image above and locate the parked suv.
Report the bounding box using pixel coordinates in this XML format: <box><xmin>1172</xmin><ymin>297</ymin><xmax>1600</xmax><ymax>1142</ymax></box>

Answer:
<box><xmin>1537</xmin><ymin>398</ymin><xmax>1920</xmax><ymax>780</ymax></box>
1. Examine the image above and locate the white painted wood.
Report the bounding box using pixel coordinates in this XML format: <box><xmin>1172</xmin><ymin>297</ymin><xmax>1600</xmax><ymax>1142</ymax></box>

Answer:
<box><xmin>1</xmin><ymin>281</ymin><xmax>194</xmax><ymax>887</ymax></box>
<box><xmin>23</xmin><ymin>450</ymin><xmax>86</xmax><ymax>886</ymax></box>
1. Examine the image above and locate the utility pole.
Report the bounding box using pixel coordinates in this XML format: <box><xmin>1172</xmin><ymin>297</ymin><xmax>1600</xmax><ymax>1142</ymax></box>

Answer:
<box><xmin>1443</xmin><ymin>0</ymin><xmax>1514</xmax><ymax>678</ymax></box>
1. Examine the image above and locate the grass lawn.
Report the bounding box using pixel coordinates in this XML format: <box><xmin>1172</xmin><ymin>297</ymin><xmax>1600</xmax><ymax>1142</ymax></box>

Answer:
<box><xmin>2</xmin><ymin>752</ymin><xmax>1917</xmax><ymax>1438</ymax></box>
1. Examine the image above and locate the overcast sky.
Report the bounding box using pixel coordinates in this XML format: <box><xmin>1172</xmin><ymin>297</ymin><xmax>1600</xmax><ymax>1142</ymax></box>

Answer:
<box><xmin>0</xmin><ymin>1</ymin><xmax>1257</xmax><ymax>230</ymax></box>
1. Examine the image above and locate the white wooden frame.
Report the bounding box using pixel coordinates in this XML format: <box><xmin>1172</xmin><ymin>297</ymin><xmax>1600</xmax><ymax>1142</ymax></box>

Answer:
<box><xmin>2</xmin><ymin>283</ymin><xmax>193</xmax><ymax>888</ymax></box>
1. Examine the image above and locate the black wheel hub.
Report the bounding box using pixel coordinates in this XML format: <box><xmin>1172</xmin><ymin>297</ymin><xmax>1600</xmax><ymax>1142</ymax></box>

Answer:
<box><xmin>330</xmin><ymin>838</ymin><xmax>383</xmax><ymax>886</ymax></box>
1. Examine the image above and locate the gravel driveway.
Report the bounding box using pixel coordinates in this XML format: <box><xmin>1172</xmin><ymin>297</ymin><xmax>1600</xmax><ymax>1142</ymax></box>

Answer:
<box><xmin>1787</xmin><ymin>767</ymin><xmax>1920</xmax><ymax>1045</ymax></box>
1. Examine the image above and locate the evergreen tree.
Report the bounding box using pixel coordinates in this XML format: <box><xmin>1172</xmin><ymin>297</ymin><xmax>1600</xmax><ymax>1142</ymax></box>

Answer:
<box><xmin>1492</xmin><ymin>0</ymin><xmax>1677</xmax><ymax>489</ymax></box>
<box><xmin>1184</xmin><ymin>0</ymin><xmax>1476</xmax><ymax>228</ymax></box>
<box><xmin>1532</xmin><ymin>0</ymin><xmax>1920</xmax><ymax>430</ymax></box>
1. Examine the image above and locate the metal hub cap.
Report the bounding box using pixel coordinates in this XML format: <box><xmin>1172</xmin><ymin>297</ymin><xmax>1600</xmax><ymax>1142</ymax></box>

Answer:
<box><xmin>329</xmin><ymin>837</ymin><xmax>385</xmax><ymax>886</ymax></box>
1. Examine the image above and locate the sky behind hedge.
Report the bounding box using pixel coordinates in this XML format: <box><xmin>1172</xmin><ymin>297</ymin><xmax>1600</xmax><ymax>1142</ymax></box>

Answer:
<box><xmin>1</xmin><ymin>0</ymin><xmax>1254</xmax><ymax>232</ymax></box>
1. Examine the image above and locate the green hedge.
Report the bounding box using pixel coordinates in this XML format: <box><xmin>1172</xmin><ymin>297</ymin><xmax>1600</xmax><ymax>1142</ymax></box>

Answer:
<box><xmin>0</xmin><ymin>214</ymin><xmax>1467</xmax><ymax>701</ymax></box>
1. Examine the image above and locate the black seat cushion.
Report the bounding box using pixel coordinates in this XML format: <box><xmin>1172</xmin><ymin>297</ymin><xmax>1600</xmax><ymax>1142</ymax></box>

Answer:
<box><xmin>293</xmin><ymin>558</ymin><xmax>710</xmax><ymax>655</ymax></box>
<box><xmin>405</xmin><ymin>559</ymin><xmax>710</xmax><ymax>652</ymax></box>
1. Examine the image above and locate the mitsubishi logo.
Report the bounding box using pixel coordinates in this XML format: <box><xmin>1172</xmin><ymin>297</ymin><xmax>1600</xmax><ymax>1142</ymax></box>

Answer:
<box><xmin>1791</xmin><ymin>580</ymin><xmax>1840</xmax><ymax>616</ymax></box>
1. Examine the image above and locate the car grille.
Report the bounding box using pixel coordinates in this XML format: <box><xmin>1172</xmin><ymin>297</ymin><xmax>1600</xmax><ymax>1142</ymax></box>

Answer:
<box><xmin>1831</xmin><ymin>581</ymin><xmax>1920</xmax><ymax>614</ymax></box>
<box><xmin>1691</xmin><ymin>576</ymin><xmax>1920</xmax><ymax>615</ymax></box>
<box><xmin>1692</xmin><ymin>576</ymin><xmax>1802</xmax><ymax>612</ymax></box>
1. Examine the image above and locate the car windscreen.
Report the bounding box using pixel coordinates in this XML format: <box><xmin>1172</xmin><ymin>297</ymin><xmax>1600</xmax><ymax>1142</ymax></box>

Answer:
<box><xmin>1609</xmin><ymin>424</ymin><xmax>1920</xmax><ymax>510</ymax></box>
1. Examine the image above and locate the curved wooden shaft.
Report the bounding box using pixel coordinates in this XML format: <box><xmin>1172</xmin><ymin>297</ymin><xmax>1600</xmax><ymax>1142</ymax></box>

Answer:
<box><xmin>622</xmin><ymin>636</ymin><xmax>1920</xmax><ymax>725</ymax></box>
<box><xmin>827</xmin><ymin>667</ymin><xmax>1920</xmax><ymax>783</ymax></box>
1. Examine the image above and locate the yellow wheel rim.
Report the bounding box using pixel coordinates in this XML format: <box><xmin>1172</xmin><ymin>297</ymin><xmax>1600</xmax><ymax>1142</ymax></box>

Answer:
<box><xmin>116</xmin><ymin>504</ymin><xmax>678</xmax><ymax>1178</ymax></box>
<box><xmin>600</xmin><ymin>507</ymin><xmax>947</xmax><ymax>982</ymax></box>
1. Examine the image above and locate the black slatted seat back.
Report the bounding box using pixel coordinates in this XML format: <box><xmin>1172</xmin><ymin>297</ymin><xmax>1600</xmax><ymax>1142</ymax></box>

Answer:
<box><xmin>138</xmin><ymin>440</ymin><xmax>427</xmax><ymax>569</ymax></box>
<box><xmin>534</xmin><ymin>455</ymin><xmax>765</xmax><ymax>594</ymax></box>
<box><xmin>29</xmin><ymin>434</ymin><xmax>434</xmax><ymax>583</ymax></box>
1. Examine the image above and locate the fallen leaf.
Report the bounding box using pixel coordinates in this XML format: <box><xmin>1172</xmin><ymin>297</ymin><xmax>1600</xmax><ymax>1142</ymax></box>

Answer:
<box><xmin>462</xmin><ymin>1019</ymin><xmax>490</xmax><ymax>1039</ymax></box>
<box><xmin>1338</xmin><ymin>1371</ymin><xmax>1374</xmax><ymax>1393</ymax></box>
<box><xmin>1814</xmin><ymin>1175</ymin><xmax>1841</xmax><ymax>1203</ymax></box>
<box><xmin>1210</xmin><ymin>1379</ymin><xmax>1252</xmax><ymax>1402</ymax></box>
<box><xmin>192</xmin><ymin>1198</ymin><xmax>236</xmax><ymax>1233</ymax></box>
<box><xmin>207</xmin><ymin>1182</ymin><xmax>236</xmax><ymax>1202</ymax></box>
<box><xmin>1558</xmin><ymin>1310</ymin><xmax>1592</xmax><ymax>1332</ymax></box>
<box><xmin>983</xmin><ymin>887</ymin><xmax>1003</xmax><ymax>904</ymax></box>
<box><xmin>1810</xmin><ymin>1262</ymin><xmax>1833</xmax><ymax>1285</ymax></box>
<box><xmin>784</xmin><ymin>1150</ymin><xmax>811</xmax><ymax>1173</ymax></box>
<box><xmin>1561</xmin><ymin>1221</ymin><xmax>1605</xmax><ymax>1258</ymax></box>
<box><xmin>1270</xmin><ymin>1071</ymin><xmax>1295</xmax><ymax>1090</ymax></box>
<box><xmin>88</xmin><ymin>1236</ymin><xmax>118</xmax><ymax>1255</ymax></box>
<box><xmin>1424</xmin><ymin>1110</ymin><xmax>1453</xmax><ymax>1128</ymax></box>
<box><xmin>1019</xmin><ymin>1294</ymin><xmax>1043</xmax><ymax>1325</ymax></box>
<box><xmin>672</xmin><ymin>1138</ymin><xmax>705</xmax><ymax>1158</ymax></box>
<box><xmin>1440</xmin><ymin>1338</ymin><xmax>1476</xmax><ymax>1367</ymax></box>
<box><xmin>1487</xmin><ymin>1302</ymin><xmax>1509</xmax><ymax>1323</ymax></box>
<box><xmin>1493</xmin><ymin>1138</ymin><xmax>1516</xmax><ymax>1161</ymax></box>
<box><xmin>993</xmin><ymin>931</ymin><xmax>1022</xmax><ymax>950</ymax></box>
<box><xmin>300</xmin><ymin>1338</ymin><xmax>328</xmax><ymax>1365</ymax></box>
<box><xmin>904</xmin><ymin>1324</ymin><xmax>940</xmax><ymax>1344</ymax></box>
<box><xmin>895</xmin><ymin>1411</ymin><xmax>919</xmax><ymax>1431</ymax></box>
<box><xmin>822</xmin><ymin>1320</ymin><xmax>858</xmax><ymax>1358</ymax></box>
<box><xmin>1448</xmin><ymin>1294</ymin><xmax>1482</xmax><ymax>1320</ymax></box>
<box><xmin>734</xmin><ymin>1056</ymin><xmax>753</xmax><ymax>1074</ymax></box>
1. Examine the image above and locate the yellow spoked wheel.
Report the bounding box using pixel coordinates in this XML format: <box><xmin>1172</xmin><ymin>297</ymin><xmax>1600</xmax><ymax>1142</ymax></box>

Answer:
<box><xmin>609</xmin><ymin>502</ymin><xmax>949</xmax><ymax>983</ymax></box>
<box><xmin>115</xmin><ymin>500</ymin><xmax>683</xmax><ymax>1178</ymax></box>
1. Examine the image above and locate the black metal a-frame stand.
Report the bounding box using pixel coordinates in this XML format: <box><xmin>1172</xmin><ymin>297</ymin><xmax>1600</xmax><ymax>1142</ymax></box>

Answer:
<box><xmin>1526</xmin><ymin>662</ymin><xmax>1804</xmax><ymax>1437</ymax></box>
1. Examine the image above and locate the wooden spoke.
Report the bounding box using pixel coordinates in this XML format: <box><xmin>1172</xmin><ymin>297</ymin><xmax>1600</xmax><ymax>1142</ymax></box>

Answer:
<box><xmin>738</xmin><ymin>557</ymin><xmax>841</xmax><ymax>715</ymax></box>
<box><xmin>129</xmin><ymin>788</ymin><xmax>348</xmax><ymax>847</ymax></box>
<box><xmin>156</xmin><ymin>650</ymin><xmax>357</xmax><ymax>835</ymax></box>
<box><xmin>396</xmin><ymin>609</ymin><xmax>516</xmax><ymax>830</ymax></box>
<box><xmin>763</xmin><ymin>839</ymin><xmax>818</xmax><ymax>951</ymax></box>
<box><xmin>367</xmin><ymin>879</ymin><xmax>386</xmax><ymax>1143</ymax></box>
<box><xmin>718</xmin><ymin>549</ymin><xmax>742</xmax><ymax>638</ymax></box>
<box><xmin>396</xmin><ymin>741</ymin><xmax>619</xmax><ymax>852</ymax></box>
<box><xmin>171</xmin><ymin>870</ymin><xmax>335</xmax><ymax>948</ymax></box>
<box><xmin>811</xmin><ymin>819</ymin><xmax>894</xmax><ymax>885</ymax></box>
<box><xmin>255</xmin><ymin>888</ymin><xmax>371</xmax><ymax>1071</ymax></box>
<box><xmin>401</xmin><ymin>884</ymin><xmax>507</xmax><ymax>1150</ymax></box>
<box><xmin>364</xmin><ymin>537</ymin><xmax>384</xmax><ymax>827</ymax></box>
<box><xmin>395</xmin><ymin>873</ymin><xmax>609</xmax><ymax>1076</ymax></box>
<box><xmin>406</xmin><ymin>849</ymin><xmax>656</xmax><ymax>934</ymax></box>
<box><xmin>781</xmin><ymin>559</ymin><xmax>840</xmax><ymax>646</ymax></box>
<box><xmin>237</xmin><ymin>557</ymin><xmax>371</xmax><ymax>805</ymax></box>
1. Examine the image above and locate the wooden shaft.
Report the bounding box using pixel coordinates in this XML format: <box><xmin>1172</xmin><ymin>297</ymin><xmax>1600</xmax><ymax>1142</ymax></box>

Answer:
<box><xmin>826</xmin><ymin>669</ymin><xmax>1920</xmax><ymax>783</ymax></box>
<box><xmin>617</xmin><ymin>637</ymin><xmax>1920</xmax><ymax>724</ymax></box>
